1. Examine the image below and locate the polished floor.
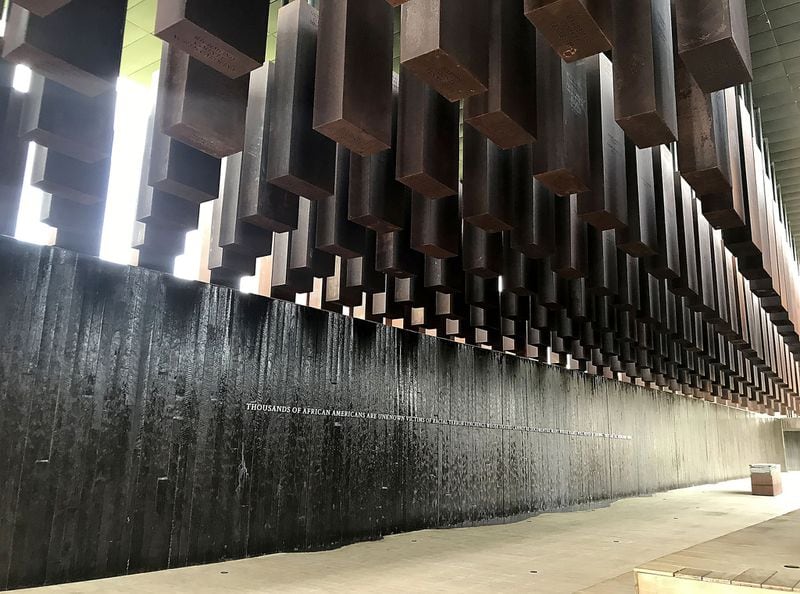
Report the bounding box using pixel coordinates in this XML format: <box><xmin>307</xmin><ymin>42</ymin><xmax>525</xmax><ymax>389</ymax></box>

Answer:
<box><xmin>16</xmin><ymin>473</ymin><xmax>800</xmax><ymax>594</ymax></box>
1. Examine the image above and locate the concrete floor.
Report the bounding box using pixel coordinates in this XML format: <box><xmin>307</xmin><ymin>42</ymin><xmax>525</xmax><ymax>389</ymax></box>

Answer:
<box><xmin>16</xmin><ymin>474</ymin><xmax>800</xmax><ymax>594</ymax></box>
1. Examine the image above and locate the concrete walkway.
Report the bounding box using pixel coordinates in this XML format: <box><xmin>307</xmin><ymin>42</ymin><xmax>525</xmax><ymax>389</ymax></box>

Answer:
<box><xmin>16</xmin><ymin>474</ymin><xmax>800</xmax><ymax>594</ymax></box>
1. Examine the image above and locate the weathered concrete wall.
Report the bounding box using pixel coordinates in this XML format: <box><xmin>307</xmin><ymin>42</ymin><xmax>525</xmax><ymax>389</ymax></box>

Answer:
<box><xmin>0</xmin><ymin>236</ymin><xmax>784</xmax><ymax>589</ymax></box>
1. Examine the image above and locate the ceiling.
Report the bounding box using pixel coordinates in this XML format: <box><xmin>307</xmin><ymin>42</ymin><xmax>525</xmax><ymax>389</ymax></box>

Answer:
<box><xmin>748</xmin><ymin>0</ymin><xmax>800</xmax><ymax>242</ymax></box>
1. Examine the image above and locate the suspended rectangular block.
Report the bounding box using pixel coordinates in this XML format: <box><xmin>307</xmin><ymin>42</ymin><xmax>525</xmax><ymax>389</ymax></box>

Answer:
<box><xmin>160</xmin><ymin>45</ymin><xmax>248</xmax><ymax>158</ymax></box>
<box><xmin>289</xmin><ymin>197</ymin><xmax>336</xmax><ymax>290</ymax></box>
<box><xmin>2</xmin><ymin>0</ymin><xmax>126</xmax><ymax>96</ymax></box>
<box><xmin>313</xmin><ymin>0</ymin><xmax>393</xmax><ymax>155</ymax></box>
<box><xmin>587</xmin><ymin>227</ymin><xmax>617</xmax><ymax>296</ymax></box>
<box><xmin>675</xmin><ymin>60</ymin><xmax>730</xmax><ymax>197</ymax></box>
<box><xmin>617</xmin><ymin>140</ymin><xmax>657</xmax><ymax>257</ymax></box>
<box><xmin>20</xmin><ymin>76</ymin><xmax>114</xmax><ymax>163</ymax></box>
<box><xmin>136</xmin><ymin>248</ymin><xmax>177</xmax><ymax>274</ymax></box>
<box><xmin>462</xmin><ymin>222</ymin><xmax>502</xmax><ymax>279</ymax></box>
<box><xmin>12</xmin><ymin>0</ymin><xmax>71</xmax><ymax>17</ymax></box>
<box><xmin>55</xmin><ymin>226</ymin><xmax>101</xmax><ymax>255</ymax></box>
<box><xmin>237</xmin><ymin>62</ymin><xmax>299</xmax><ymax>233</ymax></box>
<box><xmin>345</xmin><ymin>232</ymin><xmax>384</xmax><ymax>295</ymax></box>
<box><xmin>136</xmin><ymin>188</ymin><xmax>199</xmax><ymax>231</ymax></box>
<box><xmin>316</xmin><ymin>146</ymin><xmax>365</xmax><ymax>259</ymax></box>
<box><xmin>132</xmin><ymin>221</ymin><xmax>186</xmax><ymax>256</ymax></box>
<box><xmin>674</xmin><ymin>0</ymin><xmax>751</xmax><ymax>93</ymax></box>
<box><xmin>396</xmin><ymin>67</ymin><xmax>459</xmax><ymax>199</ymax></box>
<box><xmin>502</xmin><ymin>242</ymin><xmax>534</xmax><ymax>296</ymax></box>
<box><xmin>266</xmin><ymin>0</ymin><xmax>336</xmax><ymax>201</ymax></box>
<box><xmin>533</xmin><ymin>33</ymin><xmax>590</xmax><ymax>196</ymax></box>
<box><xmin>671</xmin><ymin>177</ymin><xmax>700</xmax><ymax>300</ymax></box>
<box><xmin>399</xmin><ymin>0</ymin><xmax>489</xmax><ymax>102</ymax></box>
<box><xmin>424</xmin><ymin>256</ymin><xmax>464</xmax><ymax>294</ymax></box>
<box><xmin>580</xmin><ymin>53</ymin><xmax>627</xmax><ymax>230</ymax></box>
<box><xmin>30</xmin><ymin>145</ymin><xmax>109</xmax><ymax>205</ymax></box>
<box><xmin>699</xmin><ymin>86</ymin><xmax>747</xmax><ymax>230</ymax></box>
<box><xmin>510</xmin><ymin>145</ymin><xmax>555</xmax><ymax>258</ymax></box>
<box><xmin>553</xmin><ymin>194</ymin><xmax>587</xmax><ymax>279</ymax></box>
<box><xmin>463</xmin><ymin>0</ymin><xmax>536</xmax><ymax>149</ymax></box>
<box><xmin>612</xmin><ymin>0</ymin><xmax>677</xmax><ymax>148</ymax></box>
<box><xmin>218</xmin><ymin>153</ymin><xmax>272</xmax><ymax>258</ymax></box>
<box><xmin>462</xmin><ymin>125</ymin><xmax>513</xmax><ymax>232</ymax></box>
<box><xmin>0</xmin><ymin>85</ymin><xmax>27</xmax><ymax>236</ymax></box>
<box><xmin>348</xmin><ymin>82</ymin><xmax>405</xmax><ymax>233</ymax></box>
<box><xmin>647</xmin><ymin>145</ymin><xmax>680</xmax><ymax>280</ymax></box>
<box><xmin>523</xmin><ymin>0</ymin><xmax>612</xmax><ymax>62</ymax></box>
<box><xmin>270</xmin><ymin>232</ymin><xmax>298</xmax><ymax>299</ymax></box>
<box><xmin>693</xmin><ymin>197</ymin><xmax>718</xmax><ymax>316</ymax></box>
<box><xmin>149</xmin><ymin>132</ymin><xmax>221</xmax><ymax>204</ymax></box>
<box><xmin>39</xmin><ymin>194</ymin><xmax>103</xmax><ymax>232</ymax></box>
<box><xmin>323</xmin><ymin>256</ymin><xmax>362</xmax><ymax>307</ymax></box>
<box><xmin>155</xmin><ymin>0</ymin><xmax>269</xmax><ymax>79</ymax></box>
<box><xmin>375</xmin><ymin>202</ymin><xmax>424</xmax><ymax>278</ymax></box>
<box><xmin>410</xmin><ymin>192</ymin><xmax>459</xmax><ymax>259</ymax></box>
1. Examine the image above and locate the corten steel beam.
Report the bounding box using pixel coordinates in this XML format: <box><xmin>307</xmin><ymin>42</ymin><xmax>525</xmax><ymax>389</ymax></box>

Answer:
<box><xmin>587</xmin><ymin>227</ymin><xmax>617</xmax><ymax>297</ymax></box>
<box><xmin>20</xmin><ymin>76</ymin><xmax>114</xmax><ymax>164</ymax></box>
<box><xmin>612</xmin><ymin>0</ymin><xmax>677</xmax><ymax>148</ymax></box>
<box><xmin>376</xmin><ymin>204</ymin><xmax>424</xmax><ymax>278</ymax></box>
<box><xmin>2</xmin><ymin>0</ymin><xmax>125</xmax><ymax>97</ymax></box>
<box><xmin>12</xmin><ymin>0</ymin><xmax>71</xmax><ymax>17</ymax></box>
<box><xmin>647</xmin><ymin>144</ymin><xmax>680</xmax><ymax>280</ymax></box>
<box><xmin>533</xmin><ymin>32</ymin><xmax>590</xmax><ymax>196</ymax></box>
<box><xmin>425</xmin><ymin>256</ymin><xmax>465</xmax><ymax>294</ymax></box>
<box><xmin>464</xmin><ymin>0</ymin><xmax>536</xmax><ymax>149</ymax></box>
<box><xmin>675</xmin><ymin>58</ymin><xmax>731</xmax><ymax>197</ymax></box>
<box><xmin>132</xmin><ymin>221</ymin><xmax>187</xmax><ymax>256</ymax></box>
<box><xmin>30</xmin><ymin>145</ymin><xmax>110</xmax><ymax>205</ymax></box>
<box><xmin>396</xmin><ymin>67</ymin><xmax>459</xmax><ymax>199</ymax></box>
<box><xmin>313</xmin><ymin>0</ymin><xmax>392</xmax><ymax>155</ymax></box>
<box><xmin>149</xmin><ymin>60</ymin><xmax>221</xmax><ymax>204</ymax></box>
<box><xmin>346</xmin><ymin>232</ymin><xmax>384</xmax><ymax>295</ymax></box>
<box><xmin>671</xmin><ymin>176</ymin><xmax>700</xmax><ymax>301</ymax></box>
<box><xmin>0</xmin><ymin>75</ymin><xmax>27</xmax><ymax>236</ymax></box>
<box><xmin>580</xmin><ymin>53</ymin><xmax>627</xmax><ymax>231</ymax></box>
<box><xmin>55</xmin><ymin>226</ymin><xmax>101</xmax><ymax>256</ymax></box>
<box><xmin>462</xmin><ymin>222</ymin><xmax>502</xmax><ymax>279</ymax></box>
<box><xmin>502</xmin><ymin>237</ymin><xmax>535</xmax><ymax>296</ymax></box>
<box><xmin>136</xmin><ymin>188</ymin><xmax>199</xmax><ymax>231</ymax></box>
<box><xmin>693</xmin><ymin>196</ymin><xmax>718</xmax><ymax>317</ymax></box>
<box><xmin>267</xmin><ymin>0</ymin><xmax>336</xmax><ymax>201</ymax></box>
<box><xmin>673</xmin><ymin>0</ymin><xmax>751</xmax><ymax>93</ymax></box>
<box><xmin>462</xmin><ymin>125</ymin><xmax>513</xmax><ymax>232</ymax></box>
<box><xmin>348</xmin><ymin>80</ymin><xmax>405</xmax><ymax>233</ymax></box>
<box><xmin>698</xmin><ymin>88</ymin><xmax>746</xmax><ymax>230</ymax></box>
<box><xmin>511</xmin><ymin>145</ymin><xmax>555</xmax><ymax>258</ymax></box>
<box><xmin>400</xmin><ymin>0</ymin><xmax>489</xmax><ymax>102</ymax></box>
<box><xmin>160</xmin><ymin>44</ymin><xmax>248</xmax><ymax>159</ymax></box>
<box><xmin>553</xmin><ymin>194</ymin><xmax>587</xmax><ymax>279</ymax></box>
<box><xmin>523</xmin><ymin>0</ymin><xmax>613</xmax><ymax>62</ymax></box>
<box><xmin>39</xmin><ymin>194</ymin><xmax>103</xmax><ymax>233</ymax></box>
<box><xmin>218</xmin><ymin>153</ymin><xmax>273</xmax><ymax>259</ymax></box>
<box><xmin>410</xmin><ymin>192</ymin><xmax>459</xmax><ymax>259</ymax></box>
<box><xmin>155</xmin><ymin>0</ymin><xmax>268</xmax><ymax>79</ymax></box>
<box><xmin>722</xmin><ymin>90</ymin><xmax>760</xmax><ymax>259</ymax></box>
<box><xmin>316</xmin><ymin>146</ymin><xmax>365</xmax><ymax>259</ymax></box>
<box><xmin>290</xmin><ymin>197</ymin><xmax>336</xmax><ymax>291</ymax></box>
<box><xmin>467</xmin><ymin>275</ymin><xmax>500</xmax><ymax>310</ymax></box>
<box><xmin>271</xmin><ymin>231</ymin><xmax>301</xmax><ymax>300</ymax></box>
<box><xmin>237</xmin><ymin>63</ymin><xmax>299</xmax><ymax>233</ymax></box>
<box><xmin>135</xmin><ymin>111</ymin><xmax>199</xmax><ymax>232</ymax></box>
<box><xmin>617</xmin><ymin>140</ymin><xmax>657</xmax><ymax>257</ymax></box>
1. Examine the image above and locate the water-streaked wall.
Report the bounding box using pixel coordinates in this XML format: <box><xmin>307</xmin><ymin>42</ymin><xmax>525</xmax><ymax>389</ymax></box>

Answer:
<box><xmin>0</xmin><ymin>236</ymin><xmax>784</xmax><ymax>589</ymax></box>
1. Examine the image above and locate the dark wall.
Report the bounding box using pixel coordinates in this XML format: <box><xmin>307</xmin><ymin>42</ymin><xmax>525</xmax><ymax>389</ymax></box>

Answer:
<box><xmin>0</xmin><ymin>236</ymin><xmax>784</xmax><ymax>589</ymax></box>
<box><xmin>784</xmin><ymin>432</ymin><xmax>800</xmax><ymax>471</ymax></box>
